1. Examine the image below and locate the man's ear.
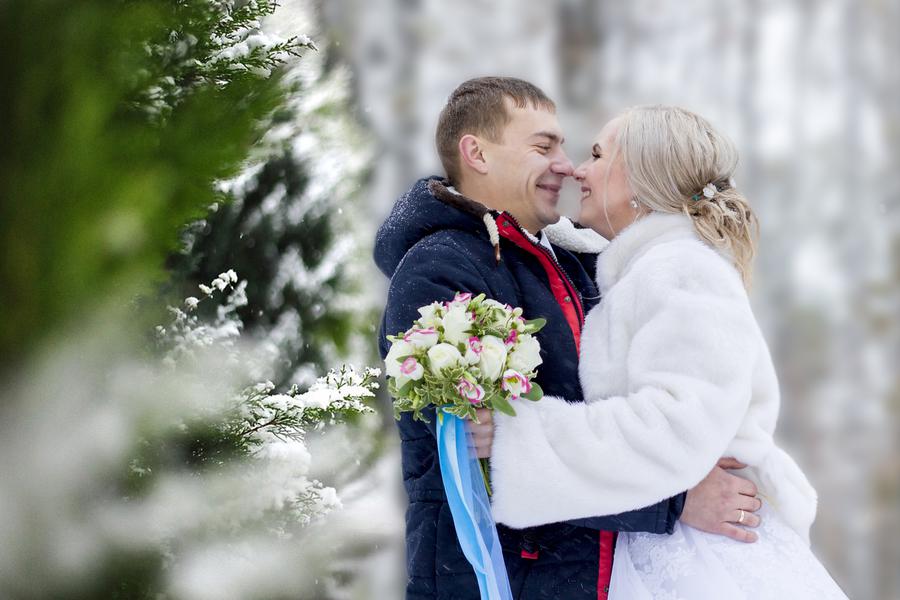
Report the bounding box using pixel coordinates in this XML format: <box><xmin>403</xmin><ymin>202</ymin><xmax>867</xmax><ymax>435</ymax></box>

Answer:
<box><xmin>458</xmin><ymin>134</ymin><xmax>489</xmax><ymax>175</ymax></box>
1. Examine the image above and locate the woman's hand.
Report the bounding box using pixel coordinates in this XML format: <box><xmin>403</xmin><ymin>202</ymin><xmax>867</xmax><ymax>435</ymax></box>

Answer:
<box><xmin>466</xmin><ymin>408</ymin><xmax>494</xmax><ymax>458</ymax></box>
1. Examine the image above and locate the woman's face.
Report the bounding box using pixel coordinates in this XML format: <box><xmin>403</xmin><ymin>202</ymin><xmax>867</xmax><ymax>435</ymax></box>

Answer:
<box><xmin>575</xmin><ymin>117</ymin><xmax>641</xmax><ymax>240</ymax></box>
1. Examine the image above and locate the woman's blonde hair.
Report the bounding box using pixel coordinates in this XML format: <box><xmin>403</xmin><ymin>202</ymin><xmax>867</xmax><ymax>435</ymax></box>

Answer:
<box><xmin>613</xmin><ymin>105</ymin><xmax>759</xmax><ymax>288</ymax></box>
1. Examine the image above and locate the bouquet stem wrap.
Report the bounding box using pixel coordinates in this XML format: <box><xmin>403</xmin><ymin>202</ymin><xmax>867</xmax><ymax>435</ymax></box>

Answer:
<box><xmin>436</xmin><ymin>410</ymin><xmax>513</xmax><ymax>600</ymax></box>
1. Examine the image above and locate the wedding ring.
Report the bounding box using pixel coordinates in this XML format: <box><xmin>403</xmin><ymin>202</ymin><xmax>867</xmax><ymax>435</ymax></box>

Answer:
<box><xmin>737</xmin><ymin>509</ymin><xmax>746</xmax><ymax>524</ymax></box>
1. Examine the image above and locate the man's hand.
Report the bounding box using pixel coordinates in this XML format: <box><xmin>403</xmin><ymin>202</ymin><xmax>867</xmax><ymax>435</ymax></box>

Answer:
<box><xmin>465</xmin><ymin>408</ymin><xmax>493</xmax><ymax>458</ymax></box>
<box><xmin>680</xmin><ymin>457</ymin><xmax>763</xmax><ymax>543</ymax></box>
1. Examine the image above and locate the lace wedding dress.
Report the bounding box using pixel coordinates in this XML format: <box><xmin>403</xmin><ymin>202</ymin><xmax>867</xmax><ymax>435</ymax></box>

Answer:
<box><xmin>610</xmin><ymin>500</ymin><xmax>848</xmax><ymax>599</ymax></box>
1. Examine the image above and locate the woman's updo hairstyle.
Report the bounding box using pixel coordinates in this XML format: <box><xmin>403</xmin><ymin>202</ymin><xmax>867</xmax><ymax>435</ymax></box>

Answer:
<box><xmin>614</xmin><ymin>105</ymin><xmax>759</xmax><ymax>288</ymax></box>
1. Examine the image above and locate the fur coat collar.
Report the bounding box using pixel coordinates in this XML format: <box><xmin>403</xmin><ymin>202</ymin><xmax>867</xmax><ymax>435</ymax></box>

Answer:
<box><xmin>595</xmin><ymin>212</ymin><xmax>700</xmax><ymax>293</ymax></box>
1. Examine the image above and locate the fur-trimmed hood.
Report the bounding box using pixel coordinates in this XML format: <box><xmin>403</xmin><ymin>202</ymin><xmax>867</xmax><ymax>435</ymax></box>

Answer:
<box><xmin>374</xmin><ymin>177</ymin><xmax>497</xmax><ymax>278</ymax></box>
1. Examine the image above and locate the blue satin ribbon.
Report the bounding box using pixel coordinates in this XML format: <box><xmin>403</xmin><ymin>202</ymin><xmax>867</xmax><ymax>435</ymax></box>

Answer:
<box><xmin>436</xmin><ymin>410</ymin><xmax>513</xmax><ymax>600</ymax></box>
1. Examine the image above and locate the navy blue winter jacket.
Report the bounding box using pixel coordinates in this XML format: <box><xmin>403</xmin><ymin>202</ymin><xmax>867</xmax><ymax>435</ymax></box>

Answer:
<box><xmin>375</xmin><ymin>177</ymin><xmax>685</xmax><ymax>600</ymax></box>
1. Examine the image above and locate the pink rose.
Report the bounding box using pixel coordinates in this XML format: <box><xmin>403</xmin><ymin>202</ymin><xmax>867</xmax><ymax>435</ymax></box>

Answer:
<box><xmin>399</xmin><ymin>357</ymin><xmax>424</xmax><ymax>380</ymax></box>
<box><xmin>404</xmin><ymin>327</ymin><xmax>439</xmax><ymax>349</ymax></box>
<box><xmin>454</xmin><ymin>292</ymin><xmax>473</xmax><ymax>303</ymax></box>
<box><xmin>505</xmin><ymin>329</ymin><xmax>518</xmax><ymax>346</ymax></box>
<box><xmin>456</xmin><ymin>378</ymin><xmax>485</xmax><ymax>405</ymax></box>
<box><xmin>464</xmin><ymin>336</ymin><xmax>483</xmax><ymax>365</ymax></box>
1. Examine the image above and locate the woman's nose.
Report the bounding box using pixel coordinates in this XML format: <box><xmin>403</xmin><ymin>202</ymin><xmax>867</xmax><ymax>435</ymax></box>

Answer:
<box><xmin>573</xmin><ymin>162</ymin><xmax>587</xmax><ymax>181</ymax></box>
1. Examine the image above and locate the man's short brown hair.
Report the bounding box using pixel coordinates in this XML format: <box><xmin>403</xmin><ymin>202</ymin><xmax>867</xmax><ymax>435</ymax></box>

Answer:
<box><xmin>435</xmin><ymin>77</ymin><xmax>556</xmax><ymax>185</ymax></box>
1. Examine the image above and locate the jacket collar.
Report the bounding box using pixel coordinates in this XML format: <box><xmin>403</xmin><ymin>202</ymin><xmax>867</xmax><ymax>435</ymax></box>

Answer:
<box><xmin>375</xmin><ymin>176</ymin><xmax>561</xmax><ymax>276</ymax></box>
<box><xmin>374</xmin><ymin>177</ymin><xmax>488</xmax><ymax>277</ymax></box>
<box><xmin>429</xmin><ymin>179</ymin><xmax>493</xmax><ymax>219</ymax></box>
<box><xmin>595</xmin><ymin>212</ymin><xmax>698</xmax><ymax>293</ymax></box>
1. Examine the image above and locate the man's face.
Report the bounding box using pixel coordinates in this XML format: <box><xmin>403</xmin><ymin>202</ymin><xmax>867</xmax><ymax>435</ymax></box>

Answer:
<box><xmin>480</xmin><ymin>101</ymin><xmax>573</xmax><ymax>233</ymax></box>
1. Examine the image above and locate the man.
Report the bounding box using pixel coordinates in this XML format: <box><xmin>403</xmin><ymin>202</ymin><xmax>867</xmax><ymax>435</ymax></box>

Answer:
<box><xmin>375</xmin><ymin>77</ymin><xmax>760</xmax><ymax>599</ymax></box>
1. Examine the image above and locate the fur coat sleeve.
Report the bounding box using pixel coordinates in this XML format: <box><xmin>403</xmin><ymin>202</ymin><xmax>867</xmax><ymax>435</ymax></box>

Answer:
<box><xmin>490</xmin><ymin>239</ymin><xmax>774</xmax><ymax>529</ymax></box>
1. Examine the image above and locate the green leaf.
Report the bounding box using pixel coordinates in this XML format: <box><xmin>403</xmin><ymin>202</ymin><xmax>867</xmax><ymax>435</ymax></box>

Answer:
<box><xmin>522</xmin><ymin>382</ymin><xmax>543</xmax><ymax>401</ymax></box>
<box><xmin>395</xmin><ymin>379</ymin><xmax>415</xmax><ymax>397</ymax></box>
<box><xmin>524</xmin><ymin>318</ymin><xmax>547</xmax><ymax>333</ymax></box>
<box><xmin>492</xmin><ymin>395</ymin><xmax>517</xmax><ymax>416</ymax></box>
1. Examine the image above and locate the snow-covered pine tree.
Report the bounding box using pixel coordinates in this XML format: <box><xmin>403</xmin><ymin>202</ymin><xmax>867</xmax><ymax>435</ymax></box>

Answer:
<box><xmin>0</xmin><ymin>1</ymin><xmax>393</xmax><ymax>598</ymax></box>
<box><xmin>167</xmin><ymin>18</ymin><xmax>374</xmax><ymax>390</ymax></box>
<box><xmin>0</xmin><ymin>0</ymin><xmax>311</xmax><ymax>369</ymax></box>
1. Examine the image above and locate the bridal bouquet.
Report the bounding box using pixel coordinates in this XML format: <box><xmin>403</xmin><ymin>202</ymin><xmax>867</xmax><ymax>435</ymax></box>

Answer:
<box><xmin>384</xmin><ymin>292</ymin><xmax>546</xmax><ymax>599</ymax></box>
<box><xmin>385</xmin><ymin>292</ymin><xmax>545</xmax><ymax>425</ymax></box>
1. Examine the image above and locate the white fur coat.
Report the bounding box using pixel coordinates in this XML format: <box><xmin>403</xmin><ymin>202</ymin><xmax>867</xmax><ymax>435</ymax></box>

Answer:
<box><xmin>490</xmin><ymin>213</ymin><xmax>818</xmax><ymax>543</ymax></box>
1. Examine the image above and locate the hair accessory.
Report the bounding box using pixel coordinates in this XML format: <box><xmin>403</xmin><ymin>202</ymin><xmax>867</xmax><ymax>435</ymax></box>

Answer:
<box><xmin>691</xmin><ymin>181</ymin><xmax>724</xmax><ymax>202</ymax></box>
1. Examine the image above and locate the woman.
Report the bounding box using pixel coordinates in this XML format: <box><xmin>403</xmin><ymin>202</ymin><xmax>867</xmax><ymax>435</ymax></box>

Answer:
<box><xmin>484</xmin><ymin>105</ymin><xmax>847</xmax><ymax>598</ymax></box>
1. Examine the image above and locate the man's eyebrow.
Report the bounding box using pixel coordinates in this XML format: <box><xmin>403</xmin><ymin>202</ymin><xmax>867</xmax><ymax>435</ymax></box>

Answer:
<box><xmin>532</xmin><ymin>131</ymin><xmax>564</xmax><ymax>144</ymax></box>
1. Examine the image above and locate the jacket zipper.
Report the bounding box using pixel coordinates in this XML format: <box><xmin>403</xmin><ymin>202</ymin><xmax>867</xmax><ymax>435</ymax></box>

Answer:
<box><xmin>495</xmin><ymin>211</ymin><xmax>614</xmax><ymax>600</ymax></box>
<box><xmin>496</xmin><ymin>212</ymin><xmax>585</xmax><ymax>326</ymax></box>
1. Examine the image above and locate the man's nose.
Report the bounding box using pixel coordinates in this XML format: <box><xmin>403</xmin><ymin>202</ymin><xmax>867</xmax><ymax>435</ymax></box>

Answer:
<box><xmin>551</xmin><ymin>152</ymin><xmax>574</xmax><ymax>177</ymax></box>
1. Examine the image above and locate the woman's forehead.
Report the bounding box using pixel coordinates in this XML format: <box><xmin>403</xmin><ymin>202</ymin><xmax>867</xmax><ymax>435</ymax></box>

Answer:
<box><xmin>596</xmin><ymin>117</ymin><xmax>621</xmax><ymax>144</ymax></box>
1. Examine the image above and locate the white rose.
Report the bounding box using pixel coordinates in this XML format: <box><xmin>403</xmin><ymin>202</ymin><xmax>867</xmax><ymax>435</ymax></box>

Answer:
<box><xmin>508</xmin><ymin>334</ymin><xmax>542</xmax><ymax>373</ymax></box>
<box><xmin>427</xmin><ymin>343</ymin><xmax>463</xmax><ymax>375</ymax></box>
<box><xmin>482</xmin><ymin>298</ymin><xmax>512</xmax><ymax>326</ymax></box>
<box><xmin>441</xmin><ymin>303</ymin><xmax>474</xmax><ymax>345</ymax></box>
<box><xmin>384</xmin><ymin>339</ymin><xmax>415</xmax><ymax>378</ymax></box>
<box><xmin>478</xmin><ymin>335</ymin><xmax>508</xmax><ymax>382</ymax></box>
<box><xmin>417</xmin><ymin>302</ymin><xmax>444</xmax><ymax>328</ymax></box>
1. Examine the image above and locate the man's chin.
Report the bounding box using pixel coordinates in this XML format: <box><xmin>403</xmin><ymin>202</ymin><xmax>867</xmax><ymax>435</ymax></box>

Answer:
<box><xmin>535</xmin><ymin>196</ymin><xmax>561</xmax><ymax>225</ymax></box>
<box><xmin>539</xmin><ymin>211</ymin><xmax>562</xmax><ymax>228</ymax></box>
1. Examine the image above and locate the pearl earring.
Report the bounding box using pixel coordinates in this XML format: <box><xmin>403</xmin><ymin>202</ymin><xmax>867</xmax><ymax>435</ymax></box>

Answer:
<box><xmin>630</xmin><ymin>199</ymin><xmax>639</xmax><ymax>209</ymax></box>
